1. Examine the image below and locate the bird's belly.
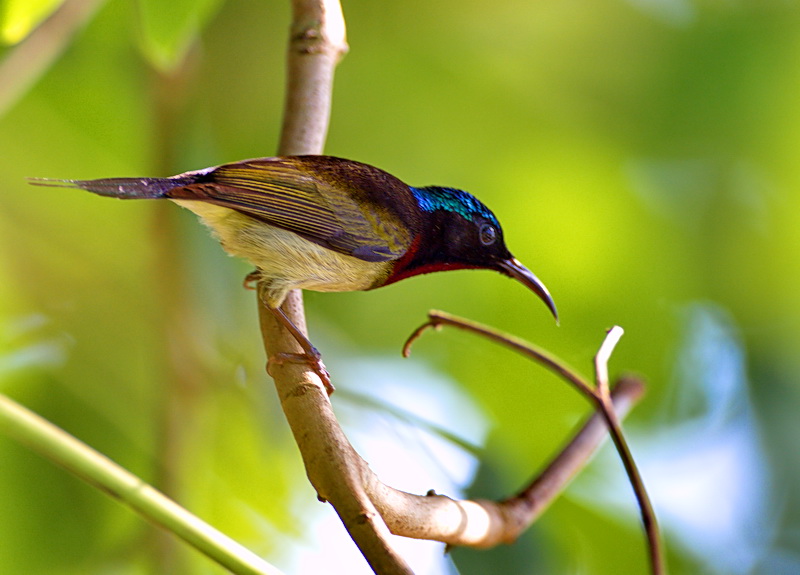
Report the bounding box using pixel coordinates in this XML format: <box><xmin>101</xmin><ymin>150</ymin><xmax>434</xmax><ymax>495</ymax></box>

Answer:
<box><xmin>173</xmin><ymin>200</ymin><xmax>390</xmax><ymax>305</ymax></box>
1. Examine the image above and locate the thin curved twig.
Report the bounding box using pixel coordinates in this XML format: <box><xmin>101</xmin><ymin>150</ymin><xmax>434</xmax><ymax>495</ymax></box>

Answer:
<box><xmin>404</xmin><ymin>311</ymin><xmax>665</xmax><ymax>575</ymax></box>
<box><xmin>404</xmin><ymin>311</ymin><xmax>594</xmax><ymax>400</ymax></box>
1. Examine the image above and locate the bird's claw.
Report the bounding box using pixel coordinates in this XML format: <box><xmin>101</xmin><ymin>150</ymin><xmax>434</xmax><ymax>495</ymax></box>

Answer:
<box><xmin>243</xmin><ymin>270</ymin><xmax>260</xmax><ymax>290</ymax></box>
<box><xmin>267</xmin><ymin>352</ymin><xmax>334</xmax><ymax>395</ymax></box>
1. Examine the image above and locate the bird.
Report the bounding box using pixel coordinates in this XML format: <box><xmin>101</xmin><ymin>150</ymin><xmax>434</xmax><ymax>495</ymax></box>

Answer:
<box><xmin>30</xmin><ymin>155</ymin><xmax>557</xmax><ymax>392</ymax></box>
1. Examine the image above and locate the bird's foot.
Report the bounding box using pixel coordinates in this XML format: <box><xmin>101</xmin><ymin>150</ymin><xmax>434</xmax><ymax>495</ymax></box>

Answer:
<box><xmin>267</xmin><ymin>351</ymin><xmax>334</xmax><ymax>395</ymax></box>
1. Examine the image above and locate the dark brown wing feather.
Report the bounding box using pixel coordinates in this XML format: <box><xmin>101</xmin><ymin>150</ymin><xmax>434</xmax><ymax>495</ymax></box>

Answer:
<box><xmin>167</xmin><ymin>157</ymin><xmax>418</xmax><ymax>263</ymax></box>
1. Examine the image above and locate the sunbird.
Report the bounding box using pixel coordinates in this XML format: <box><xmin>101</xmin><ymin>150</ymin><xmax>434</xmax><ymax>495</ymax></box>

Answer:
<box><xmin>31</xmin><ymin>156</ymin><xmax>557</xmax><ymax>391</ymax></box>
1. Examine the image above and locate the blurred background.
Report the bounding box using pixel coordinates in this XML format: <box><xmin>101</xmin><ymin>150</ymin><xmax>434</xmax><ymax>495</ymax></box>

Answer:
<box><xmin>1</xmin><ymin>0</ymin><xmax>798</xmax><ymax>573</ymax></box>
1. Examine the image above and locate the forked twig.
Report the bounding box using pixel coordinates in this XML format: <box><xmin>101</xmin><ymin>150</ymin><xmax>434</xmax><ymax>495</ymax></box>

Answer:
<box><xmin>404</xmin><ymin>311</ymin><xmax>665</xmax><ymax>575</ymax></box>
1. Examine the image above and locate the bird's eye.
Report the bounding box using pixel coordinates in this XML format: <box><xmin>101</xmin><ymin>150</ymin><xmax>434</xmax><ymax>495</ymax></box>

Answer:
<box><xmin>479</xmin><ymin>224</ymin><xmax>497</xmax><ymax>246</ymax></box>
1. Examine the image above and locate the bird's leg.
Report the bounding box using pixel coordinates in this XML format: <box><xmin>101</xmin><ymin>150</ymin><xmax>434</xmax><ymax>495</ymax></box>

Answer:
<box><xmin>267</xmin><ymin>305</ymin><xmax>334</xmax><ymax>395</ymax></box>
<box><xmin>246</xmin><ymin>271</ymin><xmax>334</xmax><ymax>394</ymax></box>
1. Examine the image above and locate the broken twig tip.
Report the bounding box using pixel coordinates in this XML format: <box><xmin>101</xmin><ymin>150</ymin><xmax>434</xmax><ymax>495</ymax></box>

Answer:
<box><xmin>403</xmin><ymin>311</ymin><xmax>451</xmax><ymax>357</ymax></box>
<box><xmin>402</xmin><ymin>323</ymin><xmax>430</xmax><ymax>357</ymax></box>
<box><xmin>595</xmin><ymin>325</ymin><xmax>625</xmax><ymax>395</ymax></box>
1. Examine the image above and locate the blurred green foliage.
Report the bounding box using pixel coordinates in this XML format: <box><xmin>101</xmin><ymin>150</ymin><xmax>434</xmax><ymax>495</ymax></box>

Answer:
<box><xmin>1</xmin><ymin>0</ymin><xmax>799</xmax><ymax>573</ymax></box>
<box><xmin>0</xmin><ymin>0</ymin><xmax>61</xmax><ymax>43</ymax></box>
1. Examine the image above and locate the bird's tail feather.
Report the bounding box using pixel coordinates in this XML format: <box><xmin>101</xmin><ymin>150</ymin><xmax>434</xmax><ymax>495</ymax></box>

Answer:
<box><xmin>27</xmin><ymin>176</ymin><xmax>195</xmax><ymax>199</ymax></box>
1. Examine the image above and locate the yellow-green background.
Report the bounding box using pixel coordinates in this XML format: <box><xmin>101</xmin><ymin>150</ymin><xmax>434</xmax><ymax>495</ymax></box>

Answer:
<box><xmin>1</xmin><ymin>1</ymin><xmax>798</xmax><ymax>573</ymax></box>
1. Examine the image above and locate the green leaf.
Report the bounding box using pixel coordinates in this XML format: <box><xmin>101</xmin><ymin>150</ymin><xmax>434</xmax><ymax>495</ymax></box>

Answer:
<box><xmin>137</xmin><ymin>0</ymin><xmax>224</xmax><ymax>70</ymax></box>
<box><xmin>0</xmin><ymin>0</ymin><xmax>64</xmax><ymax>44</ymax></box>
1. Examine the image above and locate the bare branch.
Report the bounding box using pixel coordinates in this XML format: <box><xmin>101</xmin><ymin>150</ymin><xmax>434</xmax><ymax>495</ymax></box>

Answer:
<box><xmin>263</xmin><ymin>3</ymin><xmax>661</xmax><ymax>574</ymax></box>
<box><xmin>592</xmin><ymin>331</ymin><xmax>665</xmax><ymax>575</ymax></box>
<box><xmin>405</xmin><ymin>311</ymin><xmax>665</xmax><ymax>574</ymax></box>
<box><xmin>259</xmin><ymin>2</ymin><xmax>413</xmax><ymax>573</ymax></box>
<box><xmin>404</xmin><ymin>310</ymin><xmax>596</xmax><ymax>401</ymax></box>
<box><xmin>366</xmin><ymin>377</ymin><xmax>644</xmax><ymax>547</ymax></box>
<box><xmin>509</xmin><ymin>376</ymin><xmax>644</xmax><ymax>530</ymax></box>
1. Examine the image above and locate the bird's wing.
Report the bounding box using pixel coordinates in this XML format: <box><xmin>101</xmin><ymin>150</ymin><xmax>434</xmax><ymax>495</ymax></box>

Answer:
<box><xmin>167</xmin><ymin>158</ymin><xmax>413</xmax><ymax>262</ymax></box>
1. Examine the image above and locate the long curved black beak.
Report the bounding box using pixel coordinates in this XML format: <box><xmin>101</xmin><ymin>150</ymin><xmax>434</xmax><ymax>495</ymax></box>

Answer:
<box><xmin>498</xmin><ymin>257</ymin><xmax>559</xmax><ymax>323</ymax></box>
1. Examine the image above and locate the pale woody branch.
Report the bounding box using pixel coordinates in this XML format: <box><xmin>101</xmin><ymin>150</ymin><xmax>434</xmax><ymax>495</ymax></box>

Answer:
<box><xmin>263</xmin><ymin>2</ymin><xmax>657</xmax><ymax>574</ymax></box>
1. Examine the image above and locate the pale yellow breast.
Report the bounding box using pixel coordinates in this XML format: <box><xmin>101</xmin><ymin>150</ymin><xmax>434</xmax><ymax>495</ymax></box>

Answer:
<box><xmin>172</xmin><ymin>199</ymin><xmax>391</xmax><ymax>306</ymax></box>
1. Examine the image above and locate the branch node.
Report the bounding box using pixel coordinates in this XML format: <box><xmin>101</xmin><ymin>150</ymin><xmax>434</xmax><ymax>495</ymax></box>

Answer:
<box><xmin>356</xmin><ymin>511</ymin><xmax>378</xmax><ymax>525</ymax></box>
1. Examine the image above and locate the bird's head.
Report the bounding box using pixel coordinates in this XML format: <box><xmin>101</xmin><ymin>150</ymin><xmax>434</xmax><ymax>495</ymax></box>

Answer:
<box><xmin>388</xmin><ymin>186</ymin><xmax>558</xmax><ymax>321</ymax></box>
